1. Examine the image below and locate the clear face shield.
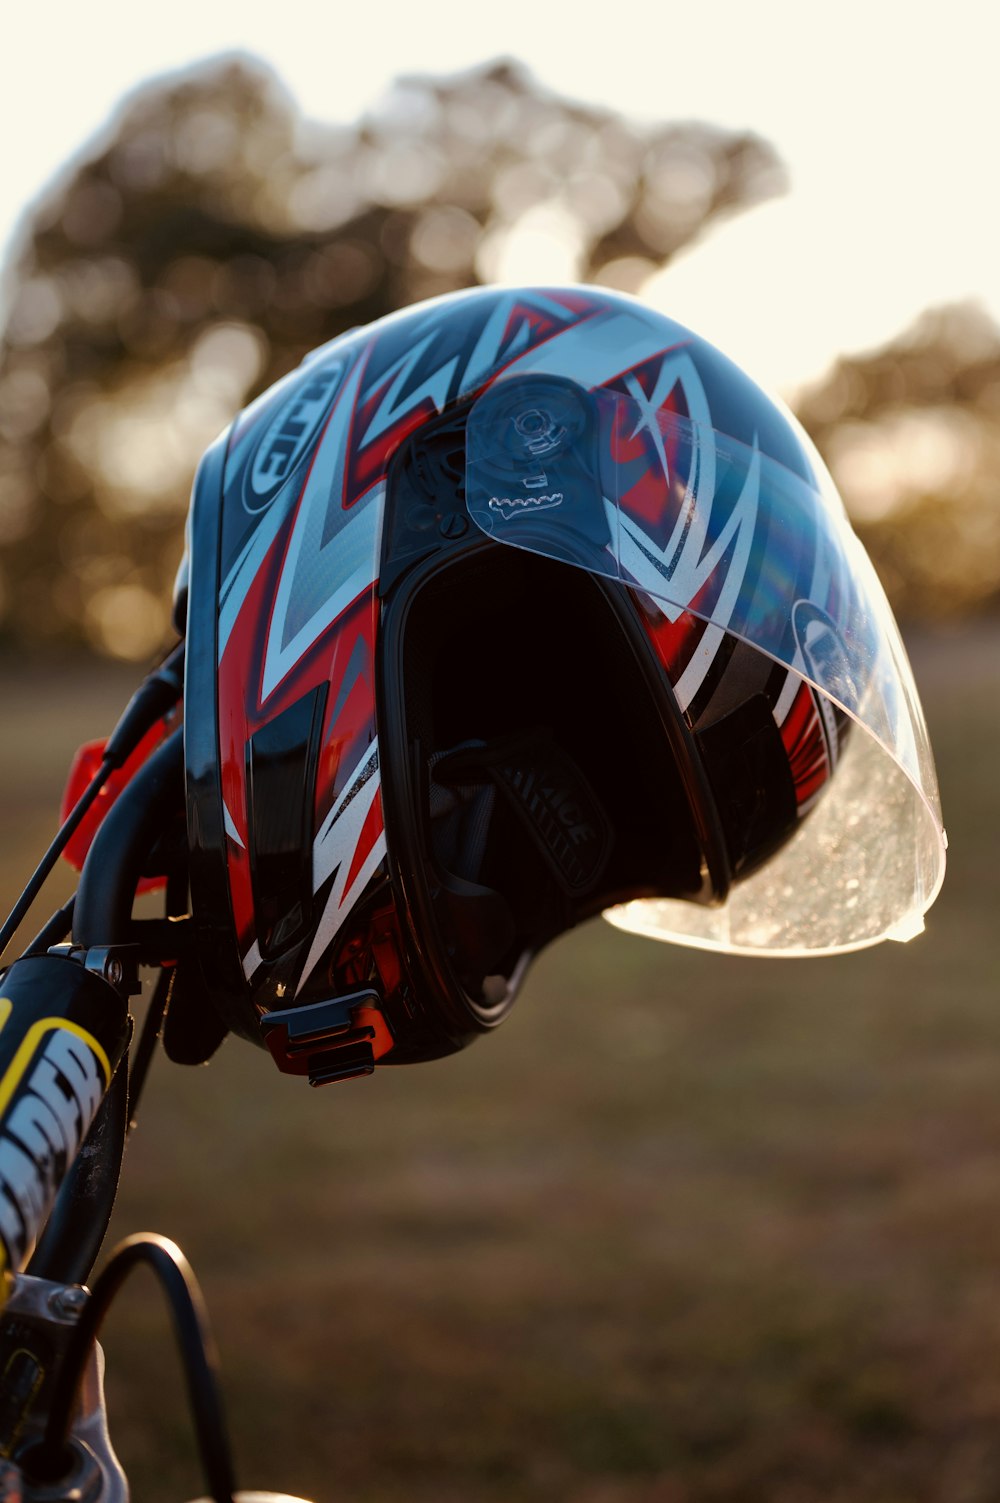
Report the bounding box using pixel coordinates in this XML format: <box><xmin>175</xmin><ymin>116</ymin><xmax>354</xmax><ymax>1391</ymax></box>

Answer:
<box><xmin>465</xmin><ymin>374</ymin><xmax>946</xmax><ymax>957</ymax></box>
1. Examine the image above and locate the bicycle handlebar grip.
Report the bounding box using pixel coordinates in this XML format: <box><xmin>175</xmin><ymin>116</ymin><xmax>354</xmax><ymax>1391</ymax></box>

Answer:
<box><xmin>0</xmin><ymin>954</ymin><xmax>130</xmax><ymax>1287</ymax></box>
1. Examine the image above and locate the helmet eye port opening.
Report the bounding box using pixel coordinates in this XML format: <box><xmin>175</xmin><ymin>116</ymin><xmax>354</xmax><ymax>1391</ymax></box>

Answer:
<box><xmin>382</xmin><ymin>545</ymin><xmax>712</xmax><ymax>1032</ymax></box>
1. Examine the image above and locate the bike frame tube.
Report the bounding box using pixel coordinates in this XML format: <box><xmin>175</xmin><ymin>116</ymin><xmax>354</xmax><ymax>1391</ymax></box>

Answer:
<box><xmin>0</xmin><ymin>955</ymin><xmax>130</xmax><ymax>1289</ymax></box>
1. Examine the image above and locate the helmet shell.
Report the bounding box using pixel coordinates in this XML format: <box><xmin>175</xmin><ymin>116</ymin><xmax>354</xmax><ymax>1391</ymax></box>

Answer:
<box><xmin>179</xmin><ymin>285</ymin><xmax>940</xmax><ymax>1080</ymax></box>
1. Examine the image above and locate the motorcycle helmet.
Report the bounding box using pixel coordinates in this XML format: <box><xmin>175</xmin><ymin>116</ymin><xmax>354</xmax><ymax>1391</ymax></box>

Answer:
<box><xmin>177</xmin><ymin>285</ymin><xmax>946</xmax><ymax>1085</ymax></box>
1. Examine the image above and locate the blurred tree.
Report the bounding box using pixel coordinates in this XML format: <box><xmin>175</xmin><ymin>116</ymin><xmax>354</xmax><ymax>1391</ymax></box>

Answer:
<box><xmin>796</xmin><ymin>301</ymin><xmax>1000</xmax><ymax>620</ymax></box>
<box><xmin>0</xmin><ymin>54</ymin><xmax>783</xmax><ymax>658</ymax></box>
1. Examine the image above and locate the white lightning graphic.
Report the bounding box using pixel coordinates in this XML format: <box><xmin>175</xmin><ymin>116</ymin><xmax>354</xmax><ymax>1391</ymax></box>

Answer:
<box><xmin>296</xmin><ymin>740</ymin><xmax>387</xmax><ymax>990</ymax></box>
<box><xmin>458</xmin><ymin>293</ymin><xmax>553</xmax><ymax>396</ymax></box>
<box><xmin>500</xmin><ymin>309</ymin><xmax>670</xmax><ymax>391</ymax></box>
<box><xmin>616</xmin><ymin>439</ymin><xmax>761</xmax><ymax>711</ymax></box>
<box><xmin>362</xmin><ymin>332</ymin><xmax>459</xmax><ymax>447</ymax></box>
<box><xmin>223</xmin><ymin>801</ymin><xmax>245</xmax><ymax>849</ymax></box>
<box><xmin>260</xmin><ymin>357</ymin><xmax>381</xmax><ymax>704</ymax></box>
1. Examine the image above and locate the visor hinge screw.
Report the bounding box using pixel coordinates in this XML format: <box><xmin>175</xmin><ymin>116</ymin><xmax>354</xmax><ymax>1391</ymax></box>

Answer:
<box><xmin>439</xmin><ymin>513</ymin><xmax>468</xmax><ymax>539</ymax></box>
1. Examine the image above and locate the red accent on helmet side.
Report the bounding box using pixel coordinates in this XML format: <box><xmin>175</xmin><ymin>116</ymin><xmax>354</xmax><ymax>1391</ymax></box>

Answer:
<box><xmin>217</xmin><ymin>504</ymin><xmax>381</xmax><ymax>962</ymax></box>
<box><xmin>779</xmin><ymin>679</ymin><xmax>834</xmax><ymax>808</ymax></box>
<box><xmin>342</xmin><ymin>785</ymin><xmax>384</xmax><ymax>898</ymax></box>
<box><xmin>218</xmin><ymin>530</ymin><xmax>282</xmax><ymax>953</ymax></box>
<box><xmin>638</xmin><ymin>603</ymin><xmax>837</xmax><ymax>817</ymax></box>
<box><xmin>349</xmin><ymin>392</ymin><xmax>436</xmax><ymax>501</ymax></box>
<box><xmin>314</xmin><ymin>590</ymin><xmax>380</xmax><ymax>829</ymax></box>
<box><xmin>620</xmin><ymin>465</ymin><xmax>672</xmax><ymax>530</ymax></box>
<box><xmin>635</xmin><ymin>605</ymin><xmax>712</xmax><ymax>687</ymax></box>
<box><xmin>546</xmin><ymin>288</ymin><xmax>606</xmax><ymax>318</ymax></box>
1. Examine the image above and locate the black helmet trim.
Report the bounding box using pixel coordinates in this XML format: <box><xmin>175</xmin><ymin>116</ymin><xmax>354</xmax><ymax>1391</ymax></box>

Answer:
<box><xmin>183</xmin><ymin>429</ymin><xmax>252</xmax><ymax>1036</ymax></box>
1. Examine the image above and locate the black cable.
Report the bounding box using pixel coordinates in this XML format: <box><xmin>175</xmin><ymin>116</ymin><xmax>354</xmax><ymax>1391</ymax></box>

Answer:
<box><xmin>127</xmin><ymin>865</ymin><xmax>189</xmax><ymax>1131</ymax></box>
<box><xmin>32</xmin><ymin>1233</ymin><xmax>238</xmax><ymax>1503</ymax></box>
<box><xmin>0</xmin><ymin>642</ymin><xmax>186</xmax><ymax>966</ymax></box>
<box><xmin>127</xmin><ymin>966</ymin><xmax>172</xmax><ymax>1133</ymax></box>
<box><xmin>101</xmin><ymin>641</ymin><xmax>185</xmax><ymax>769</ymax></box>
<box><xmin>0</xmin><ymin>766</ymin><xmax>113</xmax><ymax>962</ymax></box>
<box><xmin>23</xmin><ymin>894</ymin><xmax>76</xmax><ymax>956</ymax></box>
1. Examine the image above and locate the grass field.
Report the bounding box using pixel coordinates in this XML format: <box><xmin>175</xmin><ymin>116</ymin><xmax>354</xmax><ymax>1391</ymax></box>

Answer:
<box><xmin>0</xmin><ymin>622</ymin><xmax>997</xmax><ymax>1503</ymax></box>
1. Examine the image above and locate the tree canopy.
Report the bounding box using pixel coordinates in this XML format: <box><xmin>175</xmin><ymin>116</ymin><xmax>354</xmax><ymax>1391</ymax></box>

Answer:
<box><xmin>0</xmin><ymin>55</ymin><xmax>783</xmax><ymax>656</ymax></box>
<box><xmin>797</xmin><ymin>301</ymin><xmax>1000</xmax><ymax>619</ymax></box>
<box><xmin>1</xmin><ymin>52</ymin><xmax>994</xmax><ymax>657</ymax></box>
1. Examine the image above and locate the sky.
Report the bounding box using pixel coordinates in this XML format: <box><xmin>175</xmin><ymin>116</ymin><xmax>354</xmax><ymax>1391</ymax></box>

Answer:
<box><xmin>3</xmin><ymin>0</ymin><xmax>998</xmax><ymax>396</ymax></box>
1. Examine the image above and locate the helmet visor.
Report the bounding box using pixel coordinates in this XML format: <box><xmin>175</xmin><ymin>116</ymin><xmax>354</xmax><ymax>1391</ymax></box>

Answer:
<box><xmin>465</xmin><ymin>374</ymin><xmax>945</xmax><ymax>956</ymax></box>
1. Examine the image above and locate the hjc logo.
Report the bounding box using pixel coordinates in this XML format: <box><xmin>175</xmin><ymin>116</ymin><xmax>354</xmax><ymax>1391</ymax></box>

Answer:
<box><xmin>245</xmin><ymin>360</ymin><xmax>345</xmax><ymax>512</ymax></box>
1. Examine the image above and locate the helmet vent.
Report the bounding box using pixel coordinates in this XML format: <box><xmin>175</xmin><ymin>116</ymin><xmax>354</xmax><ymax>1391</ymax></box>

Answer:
<box><xmin>246</xmin><ymin>683</ymin><xmax>328</xmax><ymax>960</ymax></box>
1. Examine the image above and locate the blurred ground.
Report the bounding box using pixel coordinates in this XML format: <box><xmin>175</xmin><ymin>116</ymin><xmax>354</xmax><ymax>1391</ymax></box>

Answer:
<box><xmin>0</xmin><ymin>621</ymin><xmax>997</xmax><ymax>1503</ymax></box>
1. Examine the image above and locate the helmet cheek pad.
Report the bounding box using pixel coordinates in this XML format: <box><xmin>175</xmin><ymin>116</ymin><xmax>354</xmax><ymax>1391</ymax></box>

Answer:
<box><xmin>376</xmin><ymin>547</ymin><xmax>522</xmax><ymax>1048</ymax></box>
<box><xmin>374</xmin><ymin>545</ymin><xmax>715</xmax><ymax>1047</ymax></box>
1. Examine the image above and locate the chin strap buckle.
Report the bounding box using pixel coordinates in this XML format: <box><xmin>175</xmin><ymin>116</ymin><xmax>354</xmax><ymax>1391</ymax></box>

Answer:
<box><xmin>259</xmin><ymin>989</ymin><xmax>393</xmax><ymax>1086</ymax></box>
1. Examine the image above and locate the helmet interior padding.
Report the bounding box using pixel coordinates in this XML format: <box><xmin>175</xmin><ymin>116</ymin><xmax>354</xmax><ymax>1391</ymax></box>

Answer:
<box><xmin>394</xmin><ymin>546</ymin><xmax>709</xmax><ymax>994</ymax></box>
